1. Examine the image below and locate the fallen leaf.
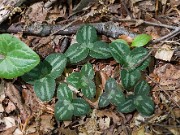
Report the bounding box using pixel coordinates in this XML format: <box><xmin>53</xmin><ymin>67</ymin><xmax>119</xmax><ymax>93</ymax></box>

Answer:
<box><xmin>98</xmin><ymin>117</ymin><xmax>110</xmax><ymax>130</ymax></box>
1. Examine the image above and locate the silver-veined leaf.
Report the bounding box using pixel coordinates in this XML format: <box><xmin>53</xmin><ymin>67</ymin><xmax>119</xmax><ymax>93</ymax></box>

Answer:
<box><xmin>0</xmin><ymin>34</ymin><xmax>40</xmax><ymax>79</ymax></box>
<box><xmin>121</xmin><ymin>69</ymin><xmax>141</xmax><ymax>90</ymax></box>
<box><xmin>89</xmin><ymin>41</ymin><xmax>112</xmax><ymax>59</ymax></box>
<box><xmin>81</xmin><ymin>63</ymin><xmax>94</xmax><ymax>79</ymax></box>
<box><xmin>33</xmin><ymin>76</ymin><xmax>55</xmax><ymax>101</ymax></box>
<box><xmin>131</xmin><ymin>34</ymin><xmax>151</xmax><ymax>47</ymax></box>
<box><xmin>55</xmin><ymin>100</ymin><xmax>74</xmax><ymax>121</ymax></box>
<box><xmin>45</xmin><ymin>53</ymin><xmax>67</xmax><ymax>79</ymax></box>
<box><xmin>66</xmin><ymin>72</ymin><xmax>82</xmax><ymax>89</ymax></box>
<box><xmin>76</xmin><ymin>25</ymin><xmax>98</xmax><ymax>44</ymax></box>
<box><xmin>98</xmin><ymin>93</ymin><xmax>110</xmax><ymax>108</ymax></box>
<box><xmin>134</xmin><ymin>95</ymin><xmax>154</xmax><ymax>116</ymax></box>
<box><xmin>134</xmin><ymin>81</ymin><xmax>150</xmax><ymax>96</ymax></box>
<box><xmin>110</xmin><ymin>41</ymin><xmax>130</xmax><ymax>64</ymax></box>
<box><xmin>57</xmin><ymin>83</ymin><xmax>73</xmax><ymax>101</ymax></box>
<box><xmin>21</xmin><ymin>61</ymin><xmax>52</xmax><ymax>84</ymax></box>
<box><xmin>73</xmin><ymin>98</ymin><xmax>90</xmax><ymax>116</ymax></box>
<box><xmin>65</xmin><ymin>43</ymin><xmax>89</xmax><ymax>64</ymax></box>
<box><xmin>117</xmin><ymin>95</ymin><xmax>136</xmax><ymax>113</ymax></box>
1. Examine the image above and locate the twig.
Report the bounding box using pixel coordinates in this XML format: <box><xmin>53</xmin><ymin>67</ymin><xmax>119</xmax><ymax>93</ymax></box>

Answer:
<box><xmin>44</xmin><ymin>0</ymin><xmax>57</xmax><ymax>9</ymax></box>
<box><xmin>111</xmin><ymin>18</ymin><xmax>177</xmax><ymax>30</ymax></box>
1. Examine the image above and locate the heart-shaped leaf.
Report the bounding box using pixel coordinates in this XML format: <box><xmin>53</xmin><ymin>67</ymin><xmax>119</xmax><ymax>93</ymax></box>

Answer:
<box><xmin>81</xmin><ymin>63</ymin><xmax>94</xmax><ymax>79</ymax></box>
<box><xmin>73</xmin><ymin>98</ymin><xmax>90</xmax><ymax>116</ymax></box>
<box><xmin>134</xmin><ymin>95</ymin><xmax>154</xmax><ymax>116</ymax></box>
<box><xmin>45</xmin><ymin>53</ymin><xmax>67</xmax><ymax>79</ymax></box>
<box><xmin>55</xmin><ymin>100</ymin><xmax>74</xmax><ymax>121</ymax></box>
<box><xmin>131</xmin><ymin>34</ymin><xmax>151</xmax><ymax>47</ymax></box>
<box><xmin>76</xmin><ymin>25</ymin><xmax>98</xmax><ymax>44</ymax></box>
<box><xmin>134</xmin><ymin>81</ymin><xmax>150</xmax><ymax>96</ymax></box>
<box><xmin>110</xmin><ymin>41</ymin><xmax>130</xmax><ymax>64</ymax></box>
<box><xmin>66</xmin><ymin>72</ymin><xmax>82</xmax><ymax>89</ymax></box>
<box><xmin>65</xmin><ymin>43</ymin><xmax>89</xmax><ymax>64</ymax></box>
<box><xmin>33</xmin><ymin>76</ymin><xmax>55</xmax><ymax>101</ymax></box>
<box><xmin>0</xmin><ymin>34</ymin><xmax>40</xmax><ymax>79</ymax></box>
<box><xmin>21</xmin><ymin>61</ymin><xmax>52</xmax><ymax>84</ymax></box>
<box><xmin>57</xmin><ymin>83</ymin><xmax>73</xmax><ymax>101</ymax></box>
<box><xmin>121</xmin><ymin>69</ymin><xmax>141</xmax><ymax>90</ymax></box>
<box><xmin>89</xmin><ymin>41</ymin><xmax>112</xmax><ymax>59</ymax></box>
<box><xmin>117</xmin><ymin>95</ymin><xmax>136</xmax><ymax>113</ymax></box>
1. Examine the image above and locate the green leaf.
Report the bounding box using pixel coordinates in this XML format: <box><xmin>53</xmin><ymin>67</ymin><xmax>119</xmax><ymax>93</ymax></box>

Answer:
<box><xmin>57</xmin><ymin>83</ymin><xmax>73</xmax><ymax>101</ymax></box>
<box><xmin>55</xmin><ymin>100</ymin><xmax>74</xmax><ymax>121</ymax></box>
<box><xmin>0</xmin><ymin>34</ymin><xmax>40</xmax><ymax>79</ymax></box>
<box><xmin>131</xmin><ymin>34</ymin><xmax>151</xmax><ymax>47</ymax></box>
<box><xmin>76</xmin><ymin>25</ymin><xmax>98</xmax><ymax>44</ymax></box>
<box><xmin>121</xmin><ymin>69</ymin><xmax>141</xmax><ymax>90</ymax></box>
<box><xmin>66</xmin><ymin>72</ymin><xmax>82</xmax><ymax>89</ymax></box>
<box><xmin>81</xmin><ymin>63</ymin><xmax>94</xmax><ymax>79</ymax></box>
<box><xmin>98</xmin><ymin>93</ymin><xmax>110</xmax><ymax>108</ymax></box>
<box><xmin>65</xmin><ymin>43</ymin><xmax>89</xmax><ymax>64</ymax></box>
<box><xmin>45</xmin><ymin>53</ymin><xmax>67</xmax><ymax>79</ymax></box>
<box><xmin>105</xmin><ymin>78</ymin><xmax>125</xmax><ymax>106</ymax></box>
<box><xmin>110</xmin><ymin>41</ymin><xmax>130</xmax><ymax>64</ymax></box>
<box><xmin>125</xmin><ymin>47</ymin><xmax>150</xmax><ymax>71</ymax></box>
<box><xmin>81</xmin><ymin>79</ymin><xmax>96</xmax><ymax>99</ymax></box>
<box><xmin>33</xmin><ymin>76</ymin><xmax>55</xmax><ymax>101</ymax></box>
<box><xmin>89</xmin><ymin>41</ymin><xmax>112</xmax><ymax>59</ymax></box>
<box><xmin>134</xmin><ymin>81</ymin><xmax>150</xmax><ymax>96</ymax></box>
<box><xmin>73</xmin><ymin>98</ymin><xmax>90</xmax><ymax>116</ymax></box>
<box><xmin>112</xmin><ymin>39</ymin><xmax>129</xmax><ymax>45</ymax></box>
<box><xmin>117</xmin><ymin>95</ymin><xmax>136</xmax><ymax>113</ymax></box>
<box><xmin>21</xmin><ymin>61</ymin><xmax>52</xmax><ymax>84</ymax></box>
<box><xmin>134</xmin><ymin>95</ymin><xmax>154</xmax><ymax>116</ymax></box>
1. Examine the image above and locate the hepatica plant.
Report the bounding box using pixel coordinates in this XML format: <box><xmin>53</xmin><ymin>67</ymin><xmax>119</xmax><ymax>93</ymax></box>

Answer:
<box><xmin>17</xmin><ymin>24</ymin><xmax>154</xmax><ymax>120</ymax></box>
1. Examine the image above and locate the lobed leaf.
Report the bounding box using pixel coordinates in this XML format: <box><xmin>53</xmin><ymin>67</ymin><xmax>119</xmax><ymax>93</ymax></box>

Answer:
<box><xmin>45</xmin><ymin>53</ymin><xmax>67</xmax><ymax>79</ymax></box>
<box><xmin>0</xmin><ymin>34</ymin><xmax>40</xmax><ymax>79</ymax></box>
<box><xmin>33</xmin><ymin>76</ymin><xmax>55</xmax><ymax>101</ymax></box>
<box><xmin>134</xmin><ymin>81</ymin><xmax>150</xmax><ymax>96</ymax></box>
<box><xmin>73</xmin><ymin>98</ymin><xmax>90</xmax><ymax>116</ymax></box>
<box><xmin>121</xmin><ymin>69</ymin><xmax>141</xmax><ymax>90</ymax></box>
<box><xmin>134</xmin><ymin>95</ymin><xmax>154</xmax><ymax>116</ymax></box>
<box><xmin>55</xmin><ymin>100</ymin><xmax>74</xmax><ymax>121</ymax></box>
<box><xmin>89</xmin><ymin>41</ymin><xmax>112</xmax><ymax>59</ymax></box>
<box><xmin>57</xmin><ymin>83</ymin><xmax>73</xmax><ymax>101</ymax></box>
<box><xmin>131</xmin><ymin>34</ymin><xmax>151</xmax><ymax>47</ymax></box>
<box><xmin>117</xmin><ymin>95</ymin><xmax>136</xmax><ymax>113</ymax></box>
<box><xmin>76</xmin><ymin>25</ymin><xmax>98</xmax><ymax>44</ymax></box>
<box><xmin>64</xmin><ymin>43</ymin><xmax>89</xmax><ymax>64</ymax></box>
<box><xmin>110</xmin><ymin>41</ymin><xmax>130</xmax><ymax>64</ymax></box>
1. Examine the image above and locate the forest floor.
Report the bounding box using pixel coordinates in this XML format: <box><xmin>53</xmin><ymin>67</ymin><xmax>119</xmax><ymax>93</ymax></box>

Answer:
<box><xmin>0</xmin><ymin>0</ymin><xmax>179</xmax><ymax>135</ymax></box>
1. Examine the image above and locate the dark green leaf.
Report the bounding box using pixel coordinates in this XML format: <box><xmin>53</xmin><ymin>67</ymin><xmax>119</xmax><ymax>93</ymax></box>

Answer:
<box><xmin>57</xmin><ymin>83</ymin><xmax>73</xmax><ymax>101</ymax></box>
<box><xmin>121</xmin><ymin>69</ymin><xmax>141</xmax><ymax>90</ymax></box>
<box><xmin>134</xmin><ymin>81</ymin><xmax>150</xmax><ymax>96</ymax></box>
<box><xmin>81</xmin><ymin>63</ymin><xmax>94</xmax><ymax>79</ymax></box>
<box><xmin>21</xmin><ymin>61</ymin><xmax>52</xmax><ymax>84</ymax></box>
<box><xmin>55</xmin><ymin>100</ymin><xmax>74</xmax><ymax>121</ymax></box>
<box><xmin>65</xmin><ymin>43</ymin><xmax>89</xmax><ymax>64</ymax></box>
<box><xmin>76</xmin><ymin>25</ymin><xmax>98</xmax><ymax>44</ymax></box>
<box><xmin>117</xmin><ymin>95</ymin><xmax>136</xmax><ymax>113</ymax></box>
<box><xmin>81</xmin><ymin>79</ymin><xmax>96</xmax><ymax>99</ymax></box>
<box><xmin>0</xmin><ymin>34</ymin><xmax>40</xmax><ymax>79</ymax></box>
<box><xmin>33</xmin><ymin>76</ymin><xmax>55</xmax><ymax>101</ymax></box>
<box><xmin>66</xmin><ymin>72</ymin><xmax>82</xmax><ymax>89</ymax></box>
<box><xmin>134</xmin><ymin>95</ymin><xmax>154</xmax><ymax>116</ymax></box>
<box><xmin>110</xmin><ymin>41</ymin><xmax>130</xmax><ymax>64</ymax></box>
<box><xmin>45</xmin><ymin>53</ymin><xmax>67</xmax><ymax>79</ymax></box>
<box><xmin>73</xmin><ymin>98</ymin><xmax>90</xmax><ymax>116</ymax></box>
<box><xmin>89</xmin><ymin>41</ymin><xmax>112</xmax><ymax>59</ymax></box>
<box><xmin>131</xmin><ymin>34</ymin><xmax>151</xmax><ymax>47</ymax></box>
<box><xmin>98</xmin><ymin>93</ymin><xmax>110</xmax><ymax>108</ymax></box>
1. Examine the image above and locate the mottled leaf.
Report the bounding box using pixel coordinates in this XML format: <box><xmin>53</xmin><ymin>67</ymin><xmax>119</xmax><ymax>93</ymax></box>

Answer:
<box><xmin>134</xmin><ymin>81</ymin><xmax>150</xmax><ymax>96</ymax></box>
<box><xmin>57</xmin><ymin>83</ymin><xmax>73</xmax><ymax>101</ymax></box>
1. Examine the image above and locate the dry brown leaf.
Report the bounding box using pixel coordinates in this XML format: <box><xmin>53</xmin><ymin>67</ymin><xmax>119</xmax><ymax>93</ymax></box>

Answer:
<box><xmin>98</xmin><ymin>117</ymin><xmax>110</xmax><ymax>130</ymax></box>
<box><xmin>4</xmin><ymin>101</ymin><xmax>16</xmax><ymax>113</ymax></box>
<box><xmin>40</xmin><ymin>114</ymin><xmax>55</xmax><ymax>133</ymax></box>
<box><xmin>0</xmin><ymin>117</ymin><xmax>16</xmax><ymax>131</ymax></box>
